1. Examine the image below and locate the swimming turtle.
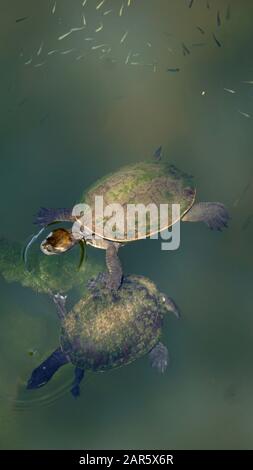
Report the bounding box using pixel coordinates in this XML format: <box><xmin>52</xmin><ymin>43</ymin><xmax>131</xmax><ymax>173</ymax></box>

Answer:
<box><xmin>35</xmin><ymin>161</ymin><xmax>229</xmax><ymax>290</ymax></box>
<box><xmin>27</xmin><ymin>274</ymin><xmax>179</xmax><ymax>397</ymax></box>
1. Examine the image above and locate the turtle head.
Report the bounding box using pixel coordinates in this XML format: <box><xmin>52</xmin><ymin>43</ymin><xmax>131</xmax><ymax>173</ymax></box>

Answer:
<box><xmin>159</xmin><ymin>293</ymin><xmax>181</xmax><ymax>319</ymax></box>
<box><xmin>40</xmin><ymin>228</ymin><xmax>77</xmax><ymax>255</ymax></box>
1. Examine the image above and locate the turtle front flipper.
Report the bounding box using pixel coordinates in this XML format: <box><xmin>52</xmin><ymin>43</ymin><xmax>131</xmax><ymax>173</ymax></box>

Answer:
<box><xmin>182</xmin><ymin>202</ymin><xmax>230</xmax><ymax>231</ymax></box>
<box><xmin>27</xmin><ymin>347</ymin><xmax>68</xmax><ymax>390</ymax></box>
<box><xmin>149</xmin><ymin>342</ymin><xmax>169</xmax><ymax>373</ymax></box>
<box><xmin>35</xmin><ymin>207</ymin><xmax>74</xmax><ymax>227</ymax></box>
<box><xmin>71</xmin><ymin>367</ymin><xmax>85</xmax><ymax>398</ymax></box>
<box><xmin>105</xmin><ymin>242</ymin><xmax>123</xmax><ymax>291</ymax></box>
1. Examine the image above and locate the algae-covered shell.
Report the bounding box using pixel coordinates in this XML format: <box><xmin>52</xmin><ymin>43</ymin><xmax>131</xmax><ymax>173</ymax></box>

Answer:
<box><xmin>82</xmin><ymin>162</ymin><xmax>196</xmax><ymax>241</ymax></box>
<box><xmin>60</xmin><ymin>275</ymin><xmax>168</xmax><ymax>371</ymax></box>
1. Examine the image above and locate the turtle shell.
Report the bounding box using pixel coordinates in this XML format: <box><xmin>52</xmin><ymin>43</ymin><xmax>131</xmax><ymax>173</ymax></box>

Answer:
<box><xmin>60</xmin><ymin>275</ymin><xmax>164</xmax><ymax>371</ymax></box>
<box><xmin>81</xmin><ymin>162</ymin><xmax>196</xmax><ymax>242</ymax></box>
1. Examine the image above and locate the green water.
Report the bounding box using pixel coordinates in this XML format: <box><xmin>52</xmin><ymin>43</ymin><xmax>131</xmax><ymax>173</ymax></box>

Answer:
<box><xmin>0</xmin><ymin>0</ymin><xmax>253</xmax><ymax>449</ymax></box>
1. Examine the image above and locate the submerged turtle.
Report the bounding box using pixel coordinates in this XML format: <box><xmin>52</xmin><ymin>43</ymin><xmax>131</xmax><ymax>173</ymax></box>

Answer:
<box><xmin>27</xmin><ymin>274</ymin><xmax>179</xmax><ymax>397</ymax></box>
<box><xmin>35</xmin><ymin>161</ymin><xmax>229</xmax><ymax>290</ymax></box>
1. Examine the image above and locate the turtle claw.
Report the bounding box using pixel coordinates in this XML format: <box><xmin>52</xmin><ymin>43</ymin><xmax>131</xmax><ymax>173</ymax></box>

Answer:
<box><xmin>87</xmin><ymin>273</ymin><xmax>108</xmax><ymax>290</ymax></box>
<box><xmin>87</xmin><ymin>273</ymin><xmax>111</xmax><ymax>299</ymax></box>
<box><xmin>149</xmin><ymin>342</ymin><xmax>169</xmax><ymax>374</ymax></box>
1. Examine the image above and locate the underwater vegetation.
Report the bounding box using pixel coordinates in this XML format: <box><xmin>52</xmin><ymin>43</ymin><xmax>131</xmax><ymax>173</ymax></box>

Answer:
<box><xmin>0</xmin><ymin>237</ymin><xmax>101</xmax><ymax>295</ymax></box>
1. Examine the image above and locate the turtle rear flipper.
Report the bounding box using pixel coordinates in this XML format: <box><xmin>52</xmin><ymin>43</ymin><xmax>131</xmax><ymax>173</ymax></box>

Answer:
<box><xmin>149</xmin><ymin>342</ymin><xmax>169</xmax><ymax>373</ymax></box>
<box><xmin>182</xmin><ymin>202</ymin><xmax>230</xmax><ymax>231</ymax></box>
<box><xmin>27</xmin><ymin>348</ymin><xmax>68</xmax><ymax>390</ymax></box>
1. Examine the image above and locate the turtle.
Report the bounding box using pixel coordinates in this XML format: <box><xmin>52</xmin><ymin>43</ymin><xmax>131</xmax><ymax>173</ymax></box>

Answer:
<box><xmin>27</xmin><ymin>273</ymin><xmax>180</xmax><ymax>398</ymax></box>
<box><xmin>34</xmin><ymin>161</ymin><xmax>230</xmax><ymax>290</ymax></box>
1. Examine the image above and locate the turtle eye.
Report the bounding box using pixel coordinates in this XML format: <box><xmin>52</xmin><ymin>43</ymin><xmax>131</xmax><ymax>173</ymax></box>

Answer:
<box><xmin>40</xmin><ymin>241</ymin><xmax>56</xmax><ymax>255</ymax></box>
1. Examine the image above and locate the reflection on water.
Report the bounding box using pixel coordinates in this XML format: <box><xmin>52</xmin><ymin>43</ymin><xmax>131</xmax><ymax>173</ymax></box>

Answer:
<box><xmin>0</xmin><ymin>0</ymin><xmax>253</xmax><ymax>450</ymax></box>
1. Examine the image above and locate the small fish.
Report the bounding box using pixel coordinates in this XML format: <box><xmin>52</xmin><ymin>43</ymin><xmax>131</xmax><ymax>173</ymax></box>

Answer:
<box><xmin>201</xmin><ymin>91</ymin><xmax>206</xmax><ymax>96</ymax></box>
<box><xmin>119</xmin><ymin>3</ymin><xmax>124</xmax><ymax>16</ymax></box>
<box><xmin>52</xmin><ymin>1</ymin><xmax>57</xmax><ymax>14</ymax></box>
<box><xmin>212</xmin><ymin>33</ymin><xmax>222</xmax><ymax>48</ymax></box>
<box><xmin>16</xmin><ymin>16</ymin><xmax>29</xmax><ymax>23</ymax></box>
<box><xmin>76</xmin><ymin>55</ymin><xmax>86</xmax><ymax>60</ymax></box>
<box><xmin>224</xmin><ymin>88</ymin><xmax>235</xmax><ymax>94</ymax></box>
<box><xmin>58</xmin><ymin>30</ymin><xmax>72</xmax><ymax>41</ymax></box>
<box><xmin>96</xmin><ymin>0</ymin><xmax>106</xmax><ymax>9</ymax></box>
<box><xmin>82</xmin><ymin>0</ymin><xmax>88</xmax><ymax>5</ymax></box>
<box><xmin>120</xmin><ymin>31</ymin><xmax>128</xmax><ymax>44</ymax></box>
<box><xmin>37</xmin><ymin>42</ymin><xmax>44</xmax><ymax>56</ymax></box>
<box><xmin>146</xmin><ymin>42</ymin><xmax>152</xmax><ymax>48</ymax></box>
<box><xmin>34</xmin><ymin>62</ymin><xmax>45</xmax><ymax>67</ymax></box>
<box><xmin>153</xmin><ymin>62</ymin><xmax>157</xmax><ymax>73</ymax></box>
<box><xmin>226</xmin><ymin>4</ymin><xmax>231</xmax><ymax>21</ymax></box>
<box><xmin>153</xmin><ymin>146</ymin><xmax>162</xmax><ymax>161</ymax></box>
<box><xmin>182</xmin><ymin>43</ymin><xmax>190</xmax><ymax>56</ymax></box>
<box><xmin>217</xmin><ymin>11</ymin><xmax>221</xmax><ymax>27</ymax></box>
<box><xmin>103</xmin><ymin>9</ymin><xmax>112</xmax><ymax>15</ymax></box>
<box><xmin>84</xmin><ymin>37</ymin><xmax>94</xmax><ymax>41</ymax></box>
<box><xmin>61</xmin><ymin>49</ymin><xmax>75</xmax><ymax>55</ymax></box>
<box><xmin>128</xmin><ymin>0</ymin><xmax>132</xmax><ymax>6</ymax></box>
<box><xmin>18</xmin><ymin>98</ymin><xmax>28</xmax><ymax>106</ymax></box>
<box><xmin>242</xmin><ymin>81</ymin><xmax>253</xmax><ymax>85</ymax></box>
<box><xmin>125</xmin><ymin>51</ymin><xmax>131</xmax><ymax>64</ymax></box>
<box><xmin>189</xmin><ymin>0</ymin><xmax>194</xmax><ymax>7</ymax></box>
<box><xmin>58</xmin><ymin>27</ymin><xmax>84</xmax><ymax>41</ymax></box>
<box><xmin>197</xmin><ymin>26</ymin><xmax>205</xmax><ymax>35</ymax></box>
<box><xmin>131</xmin><ymin>62</ymin><xmax>140</xmax><ymax>66</ymax></box>
<box><xmin>48</xmin><ymin>50</ymin><xmax>58</xmax><ymax>55</ymax></box>
<box><xmin>82</xmin><ymin>14</ymin><xmax>86</xmax><ymax>25</ymax></box>
<box><xmin>24</xmin><ymin>58</ymin><xmax>32</xmax><ymax>65</ymax></box>
<box><xmin>95</xmin><ymin>23</ymin><xmax>103</xmax><ymax>32</ymax></box>
<box><xmin>238</xmin><ymin>110</ymin><xmax>251</xmax><ymax>119</ymax></box>
<box><xmin>92</xmin><ymin>44</ymin><xmax>107</xmax><ymax>50</ymax></box>
<box><xmin>167</xmin><ymin>67</ymin><xmax>180</xmax><ymax>72</ymax></box>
